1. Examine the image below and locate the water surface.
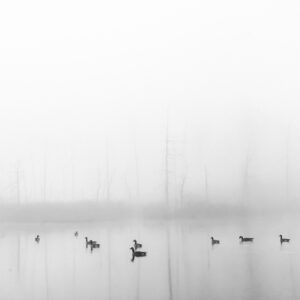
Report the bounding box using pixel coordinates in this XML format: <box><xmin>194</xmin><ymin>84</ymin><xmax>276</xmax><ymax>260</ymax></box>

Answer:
<box><xmin>0</xmin><ymin>216</ymin><xmax>299</xmax><ymax>300</ymax></box>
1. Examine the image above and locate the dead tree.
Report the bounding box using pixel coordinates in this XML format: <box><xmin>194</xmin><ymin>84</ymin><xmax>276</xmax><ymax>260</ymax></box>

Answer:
<box><xmin>133</xmin><ymin>128</ymin><xmax>140</xmax><ymax>201</ymax></box>
<box><xmin>204</xmin><ymin>165</ymin><xmax>209</xmax><ymax>203</ymax></box>
<box><xmin>106</xmin><ymin>137</ymin><xmax>110</xmax><ymax>202</ymax></box>
<box><xmin>16</xmin><ymin>162</ymin><xmax>21</xmax><ymax>205</ymax></box>
<box><xmin>165</xmin><ymin>110</ymin><xmax>170</xmax><ymax>208</ymax></box>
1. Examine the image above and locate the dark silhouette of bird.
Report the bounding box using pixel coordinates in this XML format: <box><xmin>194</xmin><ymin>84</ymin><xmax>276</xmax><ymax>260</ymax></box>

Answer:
<box><xmin>133</xmin><ymin>239</ymin><xmax>142</xmax><ymax>250</ymax></box>
<box><xmin>74</xmin><ymin>231</ymin><xmax>78</xmax><ymax>237</ymax></box>
<box><xmin>35</xmin><ymin>235</ymin><xmax>40</xmax><ymax>243</ymax></box>
<box><xmin>130</xmin><ymin>247</ymin><xmax>146</xmax><ymax>259</ymax></box>
<box><xmin>279</xmin><ymin>234</ymin><xmax>290</xmax><ymax>243</ymax></box>
<box><xmin>85</xmin><ymin>237</ymin><xmax>96</xmax><ymax>248</ymax></box>
<box><xmin>91</xmin><ymin>243</ymin><xmax>100</xmax><ymax>251</ymax></box>
<box><xmin>239</xmin><ymin>236</ymin><xmax>254</xmax><ymax>242</ymax></box>
<box><xmin>211</xmin><ymin>237</ymin><xmax>220</xmax><ymax>245</ymax></box>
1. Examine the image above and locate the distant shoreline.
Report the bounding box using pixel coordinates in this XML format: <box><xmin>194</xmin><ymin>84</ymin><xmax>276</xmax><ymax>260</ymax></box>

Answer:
<box><xmin>0</xmin><ymin>201</ymin><xmax>298</xmax><ymax>222</ymax></box>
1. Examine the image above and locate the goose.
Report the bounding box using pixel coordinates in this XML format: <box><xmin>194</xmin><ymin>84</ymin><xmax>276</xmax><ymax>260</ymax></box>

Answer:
<box><xmin>74</xmin><ymin>231</ymin><xmax>78</xmax><ymax>237</ymax></box>
<box><xmin>211</xmin><ymin>237</ymin><xmax>220</xmax><ymax>245</ymax></box>
<box><xmin>91</xmin><ymin>243</ymin><xmax>100</xmax><ymax>251</ymax></box>
<box><xmin>130</xmin><ymin>247</ymin><xmax>146</xmax><ymax>257</ymax></box>
<box><xmin>239</xmin><ymin>236</ymin><xmax>254</xmax><ymax>242</ymax></box>
<box><xmin>279</xmin><ymin>234</ymin><xmax>290</xmax><ymax>243</ymax></box>
<box><xmin>85</xmin><ymin>237</ymin><xmax>96</xmax><ymax>247</ymax></box>
<box><xmin>133</xmin><ymin>239</ymin><xmax>142</xmax><ymax>250</ymax></box>
<box><xmin>35</xmin><ymin>235</ymin><xmax>40</xmax><ymax>243</ymax></box>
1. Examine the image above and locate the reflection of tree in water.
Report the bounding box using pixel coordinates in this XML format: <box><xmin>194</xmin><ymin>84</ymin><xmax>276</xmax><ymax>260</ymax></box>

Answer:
<box><xmin>134</xmin><ymin>230</ymin><xmax>142</xmax><ymax>300</ymax></box>
<box><xmin>182</xmin><ymin>225</ymin><xmax>192</xmax><ymax>300</ymax></box>
<box><xmin>107</xmin><ymin>229</ymin><xmax>112</xmax><ymax>300</ymax></box>
<box><xmin>134</xmin><ymin>254</ymin><xmax>141</xmax><ymax>300</ymax></box>
<box><xmin>288</xmin><ymin>253</ymin><xmax>297</xmax><ymax>300</ymax></box>
<box><xmin>167</xmin><ymin>225</ymin><xmax>173</xmax><ymax>300</ymax></box>
<box><xmin>44</xmin><ymin>235</ymin><xmax>49</xmax><ymax>300</ymax></box>
<box><xmin>174</xmin><ymin>225</ymin><xmax>180</xmax><ymax>297</ymax></box>
<box><xmin>204</xmin><ymin>232</ymin><xmax>211</xmax><ymax>299</ymax></box>
<box><xmin>72</xmin><ymin>233</ymin><xmax>77</xmax><ymax>300</ymax></box>
<box><xmin>17</xmin><ymin>233</ymin><xmax>20</xmax><ymax>280</ymax></box>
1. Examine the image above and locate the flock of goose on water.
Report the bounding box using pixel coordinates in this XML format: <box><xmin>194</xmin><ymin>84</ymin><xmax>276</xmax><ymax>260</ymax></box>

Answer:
<box><xmin>33</xmin><ymin>232</ymin><xmax>291</xmax><ymax>251</ymax></box>
<box><xmin>34</xmin><ymin>232</ymin><xmax>147</xmax><ymax>260</ymax></box>
<box><xmin>33</xmin><ymin>233</ymin><xmax>291</xmax><ymax>248</ymax></box>
<box><xmin>33</xmin><ymin>233</ymin><xmax>290</xmax><ymax>245</ymax></box>
<box><xmin>211</xmin><ymin>235</ymin><xmax>290</xmax><ymax>244</ymax></box>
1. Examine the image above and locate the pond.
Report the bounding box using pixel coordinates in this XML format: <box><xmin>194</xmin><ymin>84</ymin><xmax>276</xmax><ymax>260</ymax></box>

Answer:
<box><xmin>0</xmin><ymin>216</ymin><xmax>298</xmax><ymax>300</ymax></box>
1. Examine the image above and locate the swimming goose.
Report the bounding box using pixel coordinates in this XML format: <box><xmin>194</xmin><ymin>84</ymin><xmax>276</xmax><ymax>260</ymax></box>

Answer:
<box><xmin>211</xmin><ymin>237</ymin><xmax>220</xmax><ymax>244</ymax></box>
<box><xmin>133</xmin><ymin>239</ymin><xmax>142</xmax><ymax>250</ymax></box>
<box><xmin>91</xmin><ymin>243</ymin><xmax>100</xmax><ymax>251</ymax></box>
<box><xmin>239</xmin><ymin>236</ymin><xmax>254</xmax><ymax>242</ymax></box>
<box><xmin>74</xmin><ymin>231</ymin><xmax>78</xmax><ymax>237</ymax></box>
<box><xmin>35</xmin><ymin>235</ymin><xmax>40</xmax><ymax>243</ymax></box>
<box><xmin>130</xmin><ymin>247</ymin><xmax>146</xmax><ymax>257</ymax></box>
<box><xmin>279</xmin><ymin>234</ymin><xmax>290</xmax><ymax>243</ymax></box>
<box><xmin>85</xmin><ymin>237</ymin><xmax>96</xmax><ymax>247</ymax></box>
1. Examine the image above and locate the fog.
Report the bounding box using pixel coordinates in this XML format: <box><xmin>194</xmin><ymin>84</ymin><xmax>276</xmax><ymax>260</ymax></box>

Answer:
<box><xmin>1</xmin><ymin>2</ymin><xmax>300</xmax><ymax>299</ymax></box>
<box><xmin>1</xmin><ymin>0</ymin><xmax>300</xmax><ymax>212</ymax></box>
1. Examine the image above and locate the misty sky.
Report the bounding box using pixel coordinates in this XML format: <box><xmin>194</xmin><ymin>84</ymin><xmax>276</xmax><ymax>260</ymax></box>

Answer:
<box><xmin>0</xmin><ymin>0</ymin><xmax>300</xmax><ymax>204</ymax></box>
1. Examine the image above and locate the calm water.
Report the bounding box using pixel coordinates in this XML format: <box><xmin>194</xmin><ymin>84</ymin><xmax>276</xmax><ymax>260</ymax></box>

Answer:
<box><xmin>0</xmin><ymin>216</ymin><xmax>300</xmax><ymax>300</ymax></box>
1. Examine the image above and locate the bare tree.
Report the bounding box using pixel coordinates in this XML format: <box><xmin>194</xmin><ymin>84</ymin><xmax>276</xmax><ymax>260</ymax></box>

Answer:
<box><xmin>16</xmin><ymin>162</ymin><xmax>21</xmax><ymax>205</ymax></box>
<box><xmin>242</xmin><ymin>153</ymin><xmax>250</xmax><ymax>204</ymax></box>
<box><xmin>133</xmin><ymin>128</ymin><xmax>140</xmax><ymax>201</ymax></box>
<box><xmin>204</xmin><ymin>165</ymin><xmax>209</xmax><ymax>203</ymax></box>
<box><xmin>106</xmin><ymin>137</ymin><xmax>110</xmax><ymax>202</ymax></box>
<box><xmin>286</xmin><ymin>123</ymin><xmax>291</xmax><ymax>204</ymax></box>
<box><xmin>180</xmin><ymin>121</ymin><xmax>188</xmax><ymax>208</ymax></box>
<box><xmin>180</xmin><ymin>175</ymin><xmax>187</xmax><ymax>208</ymax></box>
<box><xmin>105</xmin><ymin>137</ymin><xmax>115</xmax><ymax>202</ymax></box>
<box><xmin>43</xmin><ymin>154</ymin><xmax>47</xmax><ymax>203</ymax></box>
<box><xmin>96</xmin><ymin>167</ymin><xmax>101</xmax><ymax>202</ymax></box>
<box><xmin>124</xmin><ymin>175</ymin><xmax>132</xmax><ymax>202</ymax></box>
<box><xmin>165</xmin><ymin>110</ymin><xmax>170</xmax><ymax>208</ymax></box>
